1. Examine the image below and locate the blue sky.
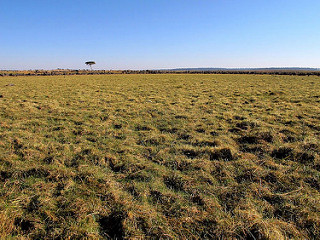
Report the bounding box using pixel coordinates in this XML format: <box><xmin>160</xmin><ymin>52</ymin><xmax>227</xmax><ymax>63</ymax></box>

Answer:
<box><xmin>1</xmin><ymin>0</ymin><xmax>319</xmax><ymax>70</ymax></box>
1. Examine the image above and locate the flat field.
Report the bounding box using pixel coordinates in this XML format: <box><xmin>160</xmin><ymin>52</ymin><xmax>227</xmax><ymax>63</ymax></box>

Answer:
<box><xmin>0</xmin><ymin>74</ymin><xmax>320</xmax><ymax>239</ymax></box>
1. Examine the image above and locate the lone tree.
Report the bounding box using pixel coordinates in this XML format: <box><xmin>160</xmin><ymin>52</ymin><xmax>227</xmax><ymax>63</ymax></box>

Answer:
<box><xmin>85</xmin><ymin>61</ymin><xmax>96</xmax><ymax>70</ymax></box>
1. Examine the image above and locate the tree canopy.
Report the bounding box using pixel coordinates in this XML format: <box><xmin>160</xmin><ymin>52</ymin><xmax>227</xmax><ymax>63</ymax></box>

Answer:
<box><xmin>85</xmin><ymin>61</ymin><xmax>96</xmax><ymax>70</ymax></box>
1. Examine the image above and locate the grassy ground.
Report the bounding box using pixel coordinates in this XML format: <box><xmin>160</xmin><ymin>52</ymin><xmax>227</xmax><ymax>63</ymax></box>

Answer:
<box><xmin>0</xmin><ymin>74</ymin><xmax>319</xmax><ymax>239</ymax></box>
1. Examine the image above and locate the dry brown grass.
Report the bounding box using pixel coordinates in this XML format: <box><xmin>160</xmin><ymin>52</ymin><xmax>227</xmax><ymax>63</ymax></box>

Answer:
<box><xmin>0</xmin><ymin>74</ymin><xmax>319</xmax><ymax>239</ymax></box>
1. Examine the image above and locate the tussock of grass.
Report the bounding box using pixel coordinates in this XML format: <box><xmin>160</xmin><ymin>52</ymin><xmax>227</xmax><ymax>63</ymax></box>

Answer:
<box><xmin>0</xmin><ymin>74</ymin><xmax>320</xmax><ymax>239</ymax></box>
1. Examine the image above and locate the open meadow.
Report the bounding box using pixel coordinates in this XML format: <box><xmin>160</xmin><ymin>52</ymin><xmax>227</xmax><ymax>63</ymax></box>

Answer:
<box><xmin>0</xmin><ymin>74</ymin><xmax>320</xmax><ymax>239</ymax></box>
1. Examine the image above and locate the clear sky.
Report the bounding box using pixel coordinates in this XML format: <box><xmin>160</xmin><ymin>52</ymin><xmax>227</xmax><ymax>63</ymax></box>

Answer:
<box><xmin>1</xmin><ymin>0</ymin><xmax>319</xmax><ymax>70</ymax></box>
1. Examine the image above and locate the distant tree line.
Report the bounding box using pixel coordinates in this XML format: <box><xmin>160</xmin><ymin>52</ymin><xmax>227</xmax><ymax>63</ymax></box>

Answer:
<box><xmin>1</xmin><ymin>69</ymin><xmax>320</xmax><ymax>77</ymax></box>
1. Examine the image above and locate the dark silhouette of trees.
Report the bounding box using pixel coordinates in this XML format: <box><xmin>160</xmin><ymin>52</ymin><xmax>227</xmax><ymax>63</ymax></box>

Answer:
<box><xmin>1</xmin><ymin>68</ymin><xmax>320</xmax><ymax>77</ymax></box>
<box><xmin>85</xmin><ymin>61</ymin><xmax>96</xmax><ymax>70</ymax></box>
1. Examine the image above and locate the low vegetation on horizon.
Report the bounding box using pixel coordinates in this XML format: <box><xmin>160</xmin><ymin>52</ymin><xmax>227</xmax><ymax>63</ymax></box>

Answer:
<box><xmin>1</xmin><ymin>68</ymin><xmax>320</xmax><ymax>77</ymax></box>
<box><xmin>0</xmin><ymin>74</ymin><xmax>319</xmax><ymax>239</ymax></box>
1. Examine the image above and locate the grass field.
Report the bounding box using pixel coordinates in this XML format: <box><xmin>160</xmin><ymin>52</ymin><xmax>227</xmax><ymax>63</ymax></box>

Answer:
<box><xmin>0</xmin><ymin>74</ymin><xmax>320</xmax><ymax>239</ymax></box>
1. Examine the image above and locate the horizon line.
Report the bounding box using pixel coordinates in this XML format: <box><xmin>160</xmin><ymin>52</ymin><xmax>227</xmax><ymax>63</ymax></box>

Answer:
<box><xmin>1</xmin><ymin>66</ymin><xmax>320</xmax><ymax>71</ymax></box>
